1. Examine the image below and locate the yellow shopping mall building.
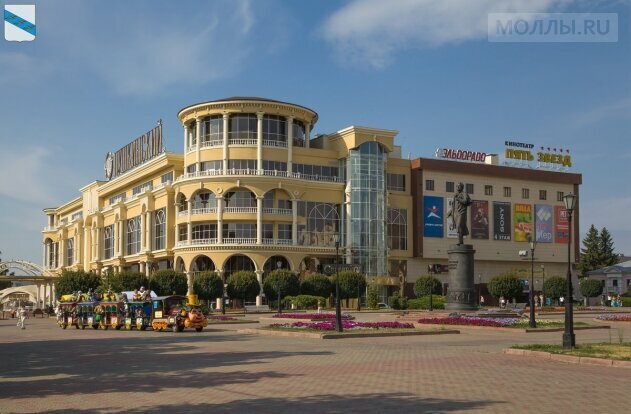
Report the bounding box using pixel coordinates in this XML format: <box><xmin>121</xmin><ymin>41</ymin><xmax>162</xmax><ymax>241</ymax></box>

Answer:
<box><xmin>42</xmin><ymin>97</ymin><xmax>412</xmax><ymax>304</ymax></box>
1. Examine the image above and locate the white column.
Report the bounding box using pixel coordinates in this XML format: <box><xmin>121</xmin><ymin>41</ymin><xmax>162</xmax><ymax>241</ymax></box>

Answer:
<box><xmin>255</xmin><ymin>270</ymin><xmax>264</xmax><ymax>306</ymax></box>
<box><xmin>146</xmin><ymin>211</ymin><xmax>152</xmax><ymax>251</ymax></box>
<box><xmin>53</xmin><ymin>242</ymin><xmax>59</xmax><ymax>268</ymax></box>
<box><xmin>95</xmin><ymin>228</ymin><xmax>102</xmax><ymax>261</ymax></box>
<box><xmin>52</xmin><ymin>282</ymin><xmax>56</xmax><ymax>306</ymax></box>
<box><xmin>305</xmin><ymin>122</ymin><xmax>310</xmax><ymax>149</ymax></box>
<box><xmin>42</xmin><ymin>243</ymin><xmax>46</xmax><ymax>269</ymax></box>
<box><xmin>292</xmin><ymin>200</ymin><xmax>298</xmax><ymax>245</ymax></box>
<box><xmin>118</xmin><ymin>221</ymin><xmax>124</xmax><ymax>256</ymax></box>
<box><xmin>186</xmin><ymin>271</ymin><xmax>193</xmax><ymax>295</ymax></box>
<box><xmin>183</xmin><ymin>124</ymin><xmax>190</xmax><ymax>151</ymax></box>
<box><xmin>90</xmin><ymin>228</ymin><xmax>96</xmax><ymax>261</ymax></box>
<box><xmin>140</xmin><ymin>212</ymin><xmax>146</xmax><ymax>251</ymax></box>
<box><xmin>187</xmin><ymin>200</ymin><xmax>193</xmax><ymax>245</ymax></box>
<box><xmin>59</xmin><ymin>239</ymin><xmax>66</xmax><ymax>268</ymax></box>
<box><xmin>140</xmin><ymin>262</ymin><xmax>146</xmax><ymax>273</ymax></box>
<box><xmin>36</xmin><ymin>283</ymin><xmax>41</xmax><ymax>309</ymax></box>
<box><xmin>222</xmin><ymin>113</ymin><xmax>229</xmax><ymax>174</ymax></box>
<box><xmin>49</xmin><ymin>282</ymin><xmax>53</xmax><ymax>307</ymax></box>
<box><xmin>73</xmin><ymin>235</ymin><xmax>77</xmax><ymax>264</ymax></box>
<box><xmin>145</xmin><ymin>261</ymin><xmax>151</xmax><ymax>277</ymax></box>
<box><xmin>195</xmin><ymin>117</ymin><xmax>202</xmax><ymax>165</ymax></box>
<box><xmin>217</xmin><ymin>197</ymin><xmax>224</xmax><ymax>244</ymax></box>
<box><xmin>257</xmin><ymin>112</ymin><xmax>264</xmax><ymax>174</ymax></box>
<box><xmin>83</xmin><ymin>227</ymin><xmax>89</xmax><ymax>266</ymax></box>
<box><xmin>287</xmin><ymin>116</ymin><xmax>294</xmax><ymax>172</ymax></box>
<box><xmin>256</xmin><ymin>196</ymin><xmax>263</xmax><ymax>244</ymax></box>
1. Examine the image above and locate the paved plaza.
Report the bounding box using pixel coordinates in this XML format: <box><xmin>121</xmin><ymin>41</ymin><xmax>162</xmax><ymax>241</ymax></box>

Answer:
<box><xmin>1</xmin><ymin>313</ymin><xmax>630</xmax><ymax>413</ymax></box>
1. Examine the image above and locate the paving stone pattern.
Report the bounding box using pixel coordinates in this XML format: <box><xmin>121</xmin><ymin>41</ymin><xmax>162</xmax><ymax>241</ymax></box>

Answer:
<box><xmin>0</xmin><ymin>313</ymin><xmax>630</xmax><ymax>413</ymax></box>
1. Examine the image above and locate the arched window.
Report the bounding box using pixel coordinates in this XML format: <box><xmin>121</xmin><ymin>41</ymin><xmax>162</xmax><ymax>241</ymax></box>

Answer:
<box><xmin>297</xmin><ymin>202</ymin><xmax>340</xmax><ymax>247</ymax></box>
<box><xmin>191</xmin><ymin>255</ymin><xmax>215</xmax><ymax>272</ymax></box>
<box><xmin>387</xmin><ymin>209</ymin><xmax>407</xmax><ymax>250</ymax></box>
<box><xmin>127</xmin><ymin>216</ymin><xmax>141</xmax><ymax>255</ymax></box>
<box><xmin>176</xmin><ymin>193</ymin><xmax>187</xmax><ymax>213</ymax></box>
<box><xmin>193</xmin><ymin>190</ymin><xmax>217</xmax><ymax>210</ymax></box>
<box><xmin>223</xmin><ymin>255</ymin><xmax>255</xmax><ymax>279</ymax></box>
<box><xmin>65</xmin><ymin>238</ymin><xmax>74</xmax><ymax>266</ymax></box>
<box><xmin>103</xmin><ymin>225</ymin><xmax>114</xmax><ymax>259</ymax></box>
<box><xmin>263</xmin><ymin>256</ymin><xmax>291</xmax><ymax>274</ymax></box>
<box><xmin>225</xmin><ymin>190</ymin><xmax>256</xmax><ymax>208</ymax></box>
<box><xmin>154</xmin><ymin>209</ymin><xmax>166</xmax><ymax>250</ymax></box>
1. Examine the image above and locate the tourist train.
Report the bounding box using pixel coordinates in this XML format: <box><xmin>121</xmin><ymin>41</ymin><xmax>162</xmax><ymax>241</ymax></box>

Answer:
<box><xmin>56</xmin><ymin>292</ymin><xmax>207</xmax><ymax>332</ymax></box>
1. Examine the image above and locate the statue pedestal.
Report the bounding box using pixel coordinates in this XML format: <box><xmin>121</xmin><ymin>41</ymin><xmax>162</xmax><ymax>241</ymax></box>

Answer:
<box><xmin>445</xmin><ymin>244</ymin><xmax>477</xmax><ymax>311</ymax></box>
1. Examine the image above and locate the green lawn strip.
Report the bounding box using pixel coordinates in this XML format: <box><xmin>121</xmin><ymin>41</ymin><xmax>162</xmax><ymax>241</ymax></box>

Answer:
<box><xmin>512</xmin><ymin>343</ymin><xmax>631</xmax><ymax>361</ymax></box>
<box><xmin>260</xmin><ymin>326</ymin><xmax>440</xmax><ymax>334</ymax></box>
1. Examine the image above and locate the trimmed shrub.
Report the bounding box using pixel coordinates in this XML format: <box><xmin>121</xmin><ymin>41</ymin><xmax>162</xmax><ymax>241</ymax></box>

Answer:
<box><xmin>413</xmin><ymin>276</ymin><xmax>442</xmax><ymax>297</ymax></box>
<box><xmin>152</xmin><ymin>269</ymin><xmax>188</xmax><ymax>296</ymax></box>
<box><xmin>407</xmin><ymin>295</ymin><xmax>446</xmax><ymax>310</ymax></box>
<box><xmin>543</xmin><ymin>276</ymin><xmax>567</xmax><ymax>301</ymax></box>
<box><xmin>263</xmin><ymin>269</ymin><xmax>300</xmax><ymax>300</ymax></box>
<box><xmin>488</xmin><ymin>273</ymin><xmax>523</xmax><ymax>300</ymax></box>
<box><xmin>193</xmin><ymin>271</ymin><xmax>224</xmax><ymax>301</ymax></box>
<box><xmin>227</xmin><ymin>271</ymin><xmax>260</xmax><ymax>303</ymax></box>
<box><xmin>366</xmin><ymin>285</ymin><xmax>379</xmax><ymax>309</ymax></box>
<box><xmin>579</xmin><ymin>278</ymin><xmax>603</xmax><ymax>300</ymax></box>
<box><xmin>285</xmin><ymin>295</ymin><xmax>326</xmax><ymax>310</ymax></box>
<box><xmin>56</xmin><ymin>270</ymin><xmax>102</xmax><ymax>296</ymax></box>
<box><xmin>387</xmin><ymin>291</ymin><xmax>408</xmax><ymax>310</ymax></box>
<box><xmin>300</xmin><ymin>273</ymin><xmax>332</xmax><ymax>298</ymax></box>
<box><xmin>108</xmin><ymin>271</ymin><xmax>148</xmax><ymax>292</ymax></box>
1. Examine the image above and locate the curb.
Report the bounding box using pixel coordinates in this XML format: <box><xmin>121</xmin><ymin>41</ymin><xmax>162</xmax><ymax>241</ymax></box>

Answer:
<box><xmin>502</xmin><ymin>348</ymin><xmax>631</xmax><ymax>368</ymax></box>
<box><xmin>238</xmin><ymin>328</ymin><xmax>460</xmax><ymax>340</ymax></box>
<box><xmin>414</xmin><ymin>323</ymin><xmax>610</xmax><ymax>333</ymax></box>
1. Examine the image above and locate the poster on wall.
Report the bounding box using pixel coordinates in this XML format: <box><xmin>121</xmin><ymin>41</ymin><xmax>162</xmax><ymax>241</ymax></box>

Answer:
<box><xmin>555</xmin><ymin>205</ymin><xmax>569</xmax><ymax>243</ymax></box>
<box><xmin>493</xmin><ymin>202</ymin><xmax>511</xmax><ymax>241</ymax></box>
<box><xmin>446</xmin><ymin>198</ymin><xmax>458</xmax><ymax>238</ymax></box>
<box><xmin>514</xmin><ymin>203</ymin><xmax>532</xmax><ymax>242</ymax></box>
<box><xmin>423</xmin><ymin>196</ymin><xmax>444</xmax><ymax>238</ymax></box>
<box><xmin>470</xmin><ymin>200</ymin><xmax>489</xmax><ymax>239</ymax></box>
<box><xmin>534</xmin><ymin>204</ymin><xmax>553</xmax><ymax>243</ymax></box>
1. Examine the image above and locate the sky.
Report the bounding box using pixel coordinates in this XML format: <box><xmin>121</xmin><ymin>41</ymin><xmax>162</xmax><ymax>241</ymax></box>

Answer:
<box><xmin>0</xmin><ymin>0</ymin><xmax>630</xmax><ymax>267</ymax></box>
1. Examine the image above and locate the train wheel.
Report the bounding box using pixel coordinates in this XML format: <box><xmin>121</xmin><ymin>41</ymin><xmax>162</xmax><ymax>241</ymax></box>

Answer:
<box><xmin>75</xmin><ymin>323</ymin><xmax>80</xmax><ymax>330</ymax></box>
<box><xmin>81</xmin><ymin>324</ymin><xmax>86</xmax><ymax>330</ymax></box>
<box><xmin>62</xmin><ymin>323</ymin><xmax>67</xmax><ymax>330</ymax></box>
<box><xmin>172</xmin><ymin>324</ymin><xmax>179</xmax><ymax>333</ymax></box>
<box><xmin>140</xmin><ymin>326</ymin><xmax>147</xmax><ymax>331</ymax></box>
<box><xmin>196</xmin><ymin>327</ymin><xmax>203</xmax><ymax>332</ymax></box>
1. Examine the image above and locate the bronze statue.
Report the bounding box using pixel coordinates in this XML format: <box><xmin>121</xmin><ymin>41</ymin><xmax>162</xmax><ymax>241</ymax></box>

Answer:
<box><xmin>448</xmin><ymin>182</ymin><xmax>472</xmax><ymax>245</ymax></box>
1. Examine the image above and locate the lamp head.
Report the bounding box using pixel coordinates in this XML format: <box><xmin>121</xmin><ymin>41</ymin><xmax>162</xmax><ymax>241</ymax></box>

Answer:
<box><xmin>530</xmin><ymin>240</ymin><xmax>535</xmax><ymax>251</ymax></box>
<box><xmin>333</xmin><ymin>233</ymin><xmax>340</xmax><ymax>246</ymax></box>
<box><xmin>563</xmin><ymin>193</ymin><xmax>577</xmax><ymax>213</ymax></box>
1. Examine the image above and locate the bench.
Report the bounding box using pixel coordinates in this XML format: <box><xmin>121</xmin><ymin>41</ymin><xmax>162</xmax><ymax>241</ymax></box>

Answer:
<box><xmin>244</xmin><ymin>305</ymin><xmax>271</xmax><ymax>313</ymax></box>
<box><xmin>506</xmin><ymin>303</ymin><xmax>527</xmax><ymax>311</ymax></box>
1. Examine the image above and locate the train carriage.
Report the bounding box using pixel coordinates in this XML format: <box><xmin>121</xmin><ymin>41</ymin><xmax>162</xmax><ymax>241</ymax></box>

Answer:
<box><xmin>94</xmin><ymin>301</ymin><xmax>124</xmax><ymax>330</ymax></box>
<box><xmin>121</xmin><ymin>301</ymin><xmax>152</xmax><ymax>330</ymax></box>
<box><xmin>57</xmin><ymin>302</ymin><xmax>77</xmax><ymax>329</ymax></box>
<box><xmin>151</xmin><ymin>295</ymin><xmax>208</xmax><ymax>332</ymax></box>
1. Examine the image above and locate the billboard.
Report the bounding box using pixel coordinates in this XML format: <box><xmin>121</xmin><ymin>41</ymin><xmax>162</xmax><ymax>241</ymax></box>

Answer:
<box><xmin>514</xmin><ymin>203</ymin><xmax>532</xmax><ymax>242</ymax></box>
<box><xmin>493</xmin><ymin>202</ymin><xmax>511</xmax><ymax>241</ymax></box>
<box><xmin>423</xmin><ymin>196</ymin><xmax>444</xmax><ymax>238</ymax></box>
<box><xmin>534</xmin><ymin>204</ymin><xmax>553</xmax><ymax>243</ymax></box>
<box><xmin>470</xmin><ymin>200</ymin><xmax>489</xmax><ymax>239</ymax></box>
<box><xmin>447</xmin><ymin>198</ymin><xmax>458</xmax><ymax>238</ymax></box>
<box><xmin>555</xmin><ymin>205</ymin><xmax>569</xmax><ymax>243</ymax></box>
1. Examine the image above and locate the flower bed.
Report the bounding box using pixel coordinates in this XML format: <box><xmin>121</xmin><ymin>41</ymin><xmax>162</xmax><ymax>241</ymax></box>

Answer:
<box><xmin>417</xmin><ymin>316</ymin><xmax>582</xmax><ymax>329</ymax></box>
<box><xmin>269</xmin><ymin>320</ymin><xmax>414</xmax><ymax>331</ymax></box>
<box><xmin>208</xmin><ymin>315</ymin><xmax>238</xmax><ymax>321</ymax></box>
<box><xmin>596</xmin><ymin>314</ymin><xmax>631</xmax><ymax>322</ymax></box>
<box><xmin>272</xmin><ymin>313</ymin><xmax>355</xmax><ymax>320</ymax></box>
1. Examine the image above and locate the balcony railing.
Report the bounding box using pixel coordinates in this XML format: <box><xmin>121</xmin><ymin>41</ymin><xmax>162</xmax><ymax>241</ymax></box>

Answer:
<box><xmin>262</xmin><ymin>139</ymin><xmax>288</xmax><ymax>148</ymax></box>
<box><xmin>263</xmin><ymin>208</ymin><xmax>292</xmax><ymax>215</ymax></box>
<box><xmin>43</xmin><ymin>226</ymin><xmax>56</xmax><ymax>232</ymax></box>
<box><xmin>192</xmin><ymin>207</ymin><xmax>217</xmax><ymax>215</ymax></box>
<box><xmin>224</xmin><ymin>207</ymin><xmax>256</xmax><ymax>214</ymax></box>
<box><xmin>201</xmin><ymin>139</ymin><xmax>223</xmax><ymax>148</ymax></box>
<box><xmin>178</xmin><ymin>169</ymin><xmax>342</xmax><ymax>183</ymax></box>
<box><xmin>178</xmin><ymin>210</ymin><xmax>188</xmax><ymax>217</ymax></box>
<box><xmin>229</xmin><ymin>138</ymin><xmax>257</xmax><ymax>146</ymax></box>
<box><xmin>263</xmin><ymin>238</ymin><xmax>292</xmax><ymax>245</ymax></box>
<box><xmin>176</xmin><ymin>238</ymin><xmax>297</xmax><ymax>247</ymax></box>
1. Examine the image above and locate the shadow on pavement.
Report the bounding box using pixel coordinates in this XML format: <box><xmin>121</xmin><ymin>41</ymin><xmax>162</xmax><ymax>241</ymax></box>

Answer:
<box><xmin>40</xmin><ymin>393</ymin><xmax>503</xmax><ymax>413</ymax></box>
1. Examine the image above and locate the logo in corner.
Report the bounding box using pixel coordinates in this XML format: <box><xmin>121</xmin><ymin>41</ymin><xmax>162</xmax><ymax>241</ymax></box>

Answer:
<box><xmin>4</xmin><ymin>5</ymin><xmax>36</xmax><ymax>42</ymax></box>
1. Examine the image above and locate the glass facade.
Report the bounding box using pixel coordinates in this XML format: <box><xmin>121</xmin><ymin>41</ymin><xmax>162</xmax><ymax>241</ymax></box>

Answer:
<box><xmin>154</xmin><ymin>209</ymin><xmax>166</xmax><ymax>250</ymax></box>
<box><xmin>127</xmin><ymin>216</ymin><xmax>141</xmax><ymax>255</ymax></box>
<box><xmin>229</xmin><ymin>114</ymin><xmax>257</xmax><ymax>142</ymax></box>
<box><xmin>349</xmin><ymin>141</ymin><xmax>387</xmax><ymax>278</ymax></box>
<box><xmin>193</xmin><ymin>190</ymin><xmax>217</xmax><ymax>210</ymax></box>
<box><xmin>262</xmin><ymin>115</ymin><xmax>287</xmax><ymax>145</ymax></box>
<box><xmin>66</xmin><ymin>238</ymin><xmax>74</xmax><ymax>266</ymax></box>
<box><xmin>296</xmin><ymin>202</ymin><xmax>340</xmax><ymax>247</ymax></box>
<box><xmin>103</xmin><ymin>225</ymin><xmax>114</xmax><ymax>259</ymax></box>
<box><xmin>202</xmin><ymin>115</ymin><xmax>223</xmax><ymax>144</ymax></box>
<box><xmin>387</xmin><ymin>209</ymin><xmax>407</xmax><ymax>251</ymax></box>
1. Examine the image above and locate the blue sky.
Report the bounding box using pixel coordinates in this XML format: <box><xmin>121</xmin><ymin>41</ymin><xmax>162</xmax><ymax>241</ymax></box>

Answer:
<box><xmin>1</xmin><ymin>0</ymin><xmax>630</xmax><ymax>266</ymax></box>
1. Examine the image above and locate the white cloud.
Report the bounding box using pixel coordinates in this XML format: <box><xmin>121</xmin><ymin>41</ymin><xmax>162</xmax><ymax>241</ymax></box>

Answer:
<box><xmin>321</xmin><ymin>0</ymin><xmax>568</xmax><ymax>68</ymax></box>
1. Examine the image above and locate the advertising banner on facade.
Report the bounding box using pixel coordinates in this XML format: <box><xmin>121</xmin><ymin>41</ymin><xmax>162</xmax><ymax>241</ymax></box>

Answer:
<box><xmin>534</xmin><ymin>204</ymin><xmax>553</xmax><ymax>243</ymax></box>
<box><xmin>471</xmin><ymin>200</ymin><xmax>489</xmax><ymax>239</ymax></box>
<box><xmin>447</xmin><ymin>198</ymin><xmax>458</xmax><ymax>238</ymax></box>
<box><xmin>555</xmin><ymin>205</ymin><xmax>569</xmax><ymax>243</ymax></box>
<box><xmin>493</xmin><ymin>202</ymin><xmax>511</xmax><ymax>241</ymax></box>
<box><xmin>514</xmin><ymin>203</ymin><xmax>532</xmax><ymax>242</ymax></box>
<box><xmin>423</xmin><ymin>196</ymin><xmax>444</xmax><ymax>238</ymax></box>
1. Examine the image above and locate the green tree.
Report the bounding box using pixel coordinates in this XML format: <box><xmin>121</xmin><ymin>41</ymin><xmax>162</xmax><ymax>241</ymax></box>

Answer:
<box><xmin>487</xmin><ymin>273</ymin><xmax>523</xmax><ymax>300</ymax></box>
<box><xmin>579</xmin><ymin>278</ymin><xmax>603</xmax><ymax>304</ymax></box>
<box><xmin>413</xmin><ymin>276</ymin><xmax>442</xmax><ymax>297</ymax></box>
<box><xmin>227</xmin><ymin>271</ymin><xmax>261</xmax><ymax>305</ymax></box>
<box><xmin>56</xmin><ymin>270</ymin><xmax>102</xmax><ymax>296</ymax></box>
<box><xmin>107</xmin><ymin>271</ymin><xmax>148</xmax><ymax>292</ymax></box>
<box><xmin>599</xmin><ymin>228</ymin><xmax>619</xmax><ymax>267</ymax></box>
<box><xmin>300</xmin><ymin>273</ymin><xmax>332</xmax><ymax>298</ymax></box>
<box><xmin>578</xmin><ymin>225</ymin><xmax>602</xmax><ymax>275</ymax></box>
<box><xmin>387</xmin><ymin>291</ymin><xmax>407</xmax><ymax>310</ymax></box>
<box><xmin>263</xmin><ymin>269</ymin><xmax>300</xmax><ymax>302</ymax></box>
<box><xmin>193</xmin><ymin>271</ymin><xmax>223</xmax><ymax>302</ymax></box>
<box><xmin>151</xmin><ymin>269</ymin><xmax>187</xmax><ymax>296</ymax></box>
<box><xmin>366</xmin><ymin>285</ymin><xmax>379</xmax><ymax>309</ymax></box>
<box><xmin>333</xmin><ymin>271</ymin><xmax>366</xmax><ymax>310</ymax></box>
<box><xmin>543</xmin><ymin>276</ymin><xmax>567</xmax><ymax>302</ymax></box>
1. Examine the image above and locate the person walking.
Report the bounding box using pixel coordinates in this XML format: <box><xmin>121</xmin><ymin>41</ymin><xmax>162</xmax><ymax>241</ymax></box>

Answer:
<box><xmin>17</xmin><ymin>307</ymin><xmax>27</xmax><ymax>329</ymax></box>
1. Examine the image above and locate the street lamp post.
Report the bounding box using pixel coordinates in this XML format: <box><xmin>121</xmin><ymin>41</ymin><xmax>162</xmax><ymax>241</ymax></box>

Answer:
<box><xmin>333</xmin><ymin>234</ymin><xmax>343</xmax><ymax>332</ymax></box>
<box><xmin>563</xmin><ymin>193</ymin><xmax>577</xmax><ymax>349</ymax></box>
<box><xmin>478</xmin><ymin>274</ymin><xmax>482</xmax><ymax>308</ymax></box>
<box><xmin>541</xmin><ymin>263</ymin><xmax>545</xmax><ymax>307</ymax></box>
<box><xmin>276</xmin><ymin>260</ymin><xmax>283</xmax><ymax>315</ymax></box>
<box><xmin>529</xmin><ymin>240</ymin><xmax>537</xmax><ymax>328</ymax></box>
